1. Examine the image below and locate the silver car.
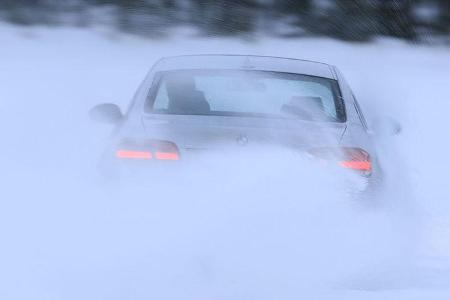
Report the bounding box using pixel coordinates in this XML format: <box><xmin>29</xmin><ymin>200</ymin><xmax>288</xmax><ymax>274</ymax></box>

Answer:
<box><xmin>90</xmin><ymin>55</ymin><xmax>393</xmax><ymax>190</ymax></box>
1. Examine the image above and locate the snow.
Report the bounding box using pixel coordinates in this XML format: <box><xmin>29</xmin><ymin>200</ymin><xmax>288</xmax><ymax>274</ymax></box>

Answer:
<box><xmin>1</xmin><ymin>22</ymin><xmax>450</xmax><ymax>299</ymax></box>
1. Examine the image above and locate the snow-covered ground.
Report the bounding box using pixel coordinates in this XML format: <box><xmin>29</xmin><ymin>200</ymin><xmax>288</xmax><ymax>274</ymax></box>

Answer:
<box><xmin>1</xmin><ymin>22</ymin><xmax>450</xmax><ymax>299</ymax></box>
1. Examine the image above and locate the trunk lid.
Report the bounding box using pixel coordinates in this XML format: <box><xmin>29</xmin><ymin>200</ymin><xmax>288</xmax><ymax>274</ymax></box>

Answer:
<box><xmin>142</xmin><ymin>114</ymin><xmax>346</xmax><ymax>153</ymax></box>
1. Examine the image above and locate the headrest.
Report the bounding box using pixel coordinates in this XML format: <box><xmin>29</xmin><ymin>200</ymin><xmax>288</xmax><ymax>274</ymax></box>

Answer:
<box><xmin>165</xmin><ymin>74</ymin><xmax>196</xmax><ymax>93</ymax></box>
<box><xmin>289</xmin><ymin>96</ymin><xmax>323</xmax><ymax>110</ymax></box>
<box><xmin>281</xmin><ymin>96</ymin><xmax>326</xmax><ymax>120</ymax></box>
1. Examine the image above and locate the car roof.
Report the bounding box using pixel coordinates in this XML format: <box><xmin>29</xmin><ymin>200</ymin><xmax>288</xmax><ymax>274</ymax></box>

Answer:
<box><xmin>152</xmin><ymin>55</ymin><xmax>337</xmax><ymax>80</ymax></box>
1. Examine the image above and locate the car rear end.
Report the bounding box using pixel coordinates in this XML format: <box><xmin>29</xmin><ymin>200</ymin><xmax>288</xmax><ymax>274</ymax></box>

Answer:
<box><xmin>99</xmin><ymin>55</ymin><xmax>381</xmax><ymax>193</ymax></box>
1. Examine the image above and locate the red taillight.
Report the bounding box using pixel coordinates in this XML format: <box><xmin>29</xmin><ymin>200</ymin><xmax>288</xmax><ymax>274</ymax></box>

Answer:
<box><xmin>338</xmin><ymin>147</ymin><xmax>371</xmax><ymax>173</ymax></box>
<box><xmin>339</xmin><ymin>160</ymin><xmax>371</xmax><ymax>171</ymax></box>
<box><xmin>308</xmin><ymin>147</ymin><xmax>372</xmax><ymax>175</ymax></box>
<box><xmin>155</xmin><ymin>151</ymin><xmax>179</xmax><ymax>161</ymax></box>
<box><xmin>116</xmin><ymin>150</ymin><xmax>152</xmax><ymax>160</ymax></box>
<box><xmin>115</xmin><ymin>140</ymin><xmax>180</xmax><ymax>161</ymax></box>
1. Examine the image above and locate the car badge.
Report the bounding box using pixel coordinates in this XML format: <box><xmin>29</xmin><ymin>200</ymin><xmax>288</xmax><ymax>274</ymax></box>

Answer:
<box><xmin>236</xmin><ymin>134</ymin><xmax>249</xmax><ymax>146</ymax></box>
<box><xmin>242</xmin><ymin>57</ymin><xmax>255</xmax><ymax>69</ymax></box>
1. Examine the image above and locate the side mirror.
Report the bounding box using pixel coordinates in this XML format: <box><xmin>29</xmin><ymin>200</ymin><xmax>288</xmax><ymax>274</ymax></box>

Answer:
<box><xmin>371</xmin><ymin>116</ymin><xmax>402</xmax><ymax>137</ymax></box>
<box><xmin>89</xmin><ymin>103</ymin><xmax>123</xmax><ymax>124</ymax></box>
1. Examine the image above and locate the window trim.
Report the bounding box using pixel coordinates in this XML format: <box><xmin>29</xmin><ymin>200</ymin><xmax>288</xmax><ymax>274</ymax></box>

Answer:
<box><xmin>352</xmin><ymin>93</ymin><xmax>368</xmax><ymax>130</ymax></box>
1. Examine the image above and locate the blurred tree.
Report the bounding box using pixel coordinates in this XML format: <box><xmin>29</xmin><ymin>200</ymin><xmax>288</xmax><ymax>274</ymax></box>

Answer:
<box><xmin>115</xmin><ymin>0</ymin><xmax>177</xmax><ymax>37</ymax></box>
<box><xmin>273</xmin><ymin>0</ymin><xmax>313</xmax><ymax>36</ymax></box>
<box><xmin>191</xmin><ymin>0</ymin><xmax>258</xmax><ymax>36</ymax></box>
<box><xmin>276</xmin><ymin>0</ymin><xmax>312</xmax><ymax>15</ymax></box>
<box><xmin>438</xmin><ymin>0</ymin><xmax>450</xmax><ymax>33</ymax></box>
<box><xmin>0</xmin><ymin>0</ymin><xmax>47</xmax><ymax>25</ymax></box>
<box><xmin>320</xmin><ymin>0</ymin><xmax>378</xmax><ymax>41</ymax></box>
<box><xmin>0</xmin><ymin>0</ymin><xmax>446</xmax><ymax>40</ymax></box>
<box><xmin>377</xmin><ymin>0</ymin><xmax>416</xmax><ymax>39</ymax></box>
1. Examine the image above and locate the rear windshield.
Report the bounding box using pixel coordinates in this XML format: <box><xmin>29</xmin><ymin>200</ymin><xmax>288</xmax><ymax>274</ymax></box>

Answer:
<box><xmin>145</xmin><ymin>70</ymin><xmax>345</xmax><ymax>122</ymax></box>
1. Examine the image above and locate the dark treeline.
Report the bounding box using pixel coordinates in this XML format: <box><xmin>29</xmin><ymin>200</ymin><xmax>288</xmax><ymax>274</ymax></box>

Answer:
<box><xmin>0</xmin><ymin>0</ymin><xmax>448</xmax><ymax>41</ymax></box>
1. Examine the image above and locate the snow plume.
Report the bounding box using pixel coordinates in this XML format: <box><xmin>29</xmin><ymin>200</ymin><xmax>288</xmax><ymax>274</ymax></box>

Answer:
<box><xmin>0</xmin><ymin>145</ymin><xmax>417</xmax><ymax>300</ymax></box>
